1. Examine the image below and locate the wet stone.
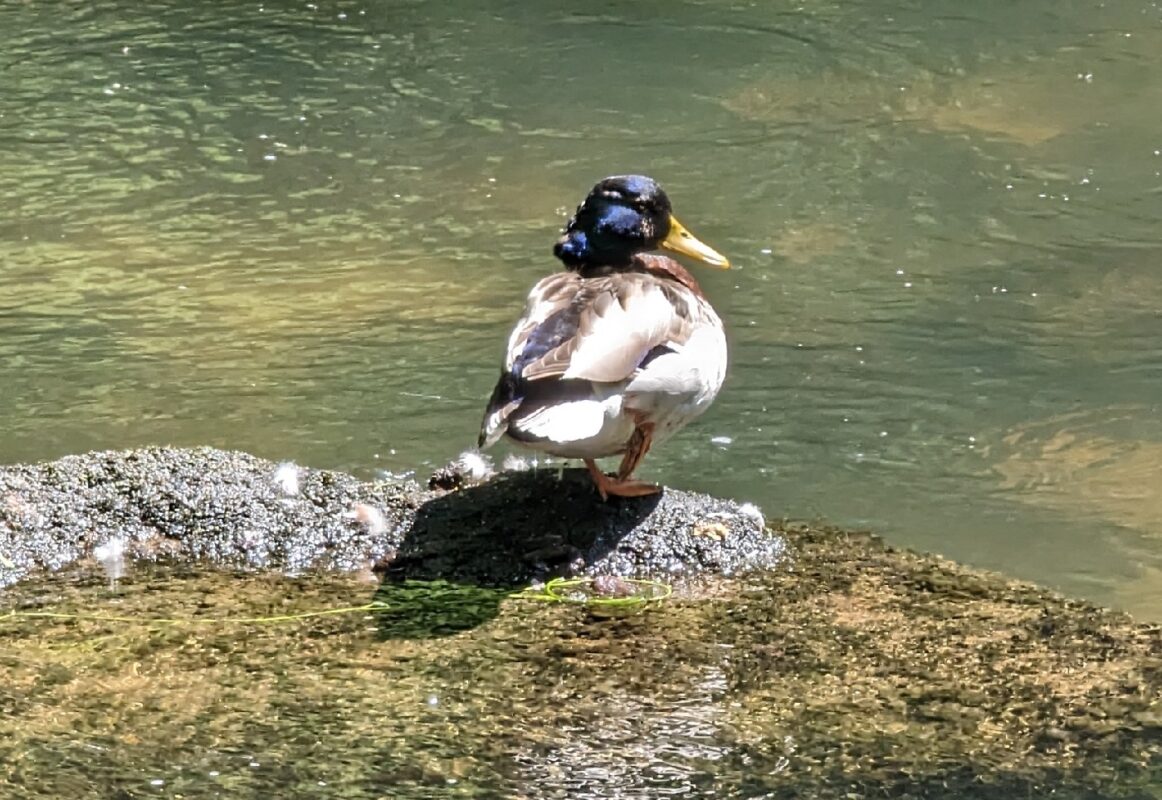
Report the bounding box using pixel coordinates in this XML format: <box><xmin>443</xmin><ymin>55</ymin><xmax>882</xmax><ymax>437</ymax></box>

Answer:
<box><xmin>0</xmin><ymin>447</ymin><xmax>785</xmax><ymax>589</ymax></box>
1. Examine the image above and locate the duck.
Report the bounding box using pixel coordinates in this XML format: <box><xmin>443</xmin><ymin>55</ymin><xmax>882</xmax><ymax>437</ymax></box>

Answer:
<box><xmin>478</xmin><ymin>174</ymin><xmax>731</xmax><ymax>500</ymax></box>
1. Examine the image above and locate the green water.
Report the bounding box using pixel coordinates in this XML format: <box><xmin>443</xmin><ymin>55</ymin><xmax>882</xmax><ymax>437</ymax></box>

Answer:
<box><xmin>1</xmin><ymin>1</ymin><xmax>1161</xmax><ymax>791</ymax></box>
<box><xmin>3</xmin><ymin>1</ymin><xmax>1161</xmax><ymax>615</ymax></box>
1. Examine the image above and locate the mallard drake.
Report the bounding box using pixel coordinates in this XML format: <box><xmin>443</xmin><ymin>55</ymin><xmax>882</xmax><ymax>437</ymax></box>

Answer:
<box><xmin>478</xmin><ymin>175</ymin><xmax>730</xmax><ymax>499</ymax></box>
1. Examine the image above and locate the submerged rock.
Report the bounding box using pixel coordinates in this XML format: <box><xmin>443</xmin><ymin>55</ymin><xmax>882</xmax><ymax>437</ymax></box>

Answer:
<box><xmin>0</xmin><ymin>447</ymin><xmax>783</xmax><ymax>589</ymax></box>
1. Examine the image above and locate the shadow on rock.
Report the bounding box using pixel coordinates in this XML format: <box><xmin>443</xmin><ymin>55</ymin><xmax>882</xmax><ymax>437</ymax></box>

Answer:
<box><xmin>380</xmin><ymin>468</ymin><xmax>664</xmax><ymax>588</ymax></box>
<box><xmin>374</xmin><ymin>467</ymin><xmax>782</xmax><ymax>639</ymax></box>
<box><xmin>371</xmin><ymin>468</ymin><xmax>670</xmax><ymax>639</ymax></box>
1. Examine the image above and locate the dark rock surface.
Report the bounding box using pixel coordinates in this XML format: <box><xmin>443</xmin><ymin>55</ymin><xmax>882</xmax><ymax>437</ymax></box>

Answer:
<box><xmin>0</xmin><ymin>447</ymin><xmax>783</xmax><ymax>589</ymax></box>
<box><xmin>390</xmin><ymin>463</ymin><xmax>776</xmax><ymax>584</ymax></box>
<box><xmin>0</xmin><ymin>448</ymin><xmax>420</xmax><ymax>587</ymax></box>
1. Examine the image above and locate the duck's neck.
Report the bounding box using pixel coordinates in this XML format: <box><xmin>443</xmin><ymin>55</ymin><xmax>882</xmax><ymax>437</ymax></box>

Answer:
<box><xmin>573</xmin><ymin>261</ymin><xmax>632</xmax><ymax>278</ymax></box>
<box><xmin>575</xmin><ymin>255</ymin><xmax>706</xmax><ymax>299</ymax></box>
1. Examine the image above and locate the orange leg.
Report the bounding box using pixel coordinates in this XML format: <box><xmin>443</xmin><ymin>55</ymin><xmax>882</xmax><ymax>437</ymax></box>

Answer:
<box><xmin>616</xmin><ymin>421</ymin><xmax>655</xmax><ymax>480</ymax></box>
<box><xmin>582</xmin><ymin>421</ymin><xmax>661</xmax><ymax>501</ymax></box>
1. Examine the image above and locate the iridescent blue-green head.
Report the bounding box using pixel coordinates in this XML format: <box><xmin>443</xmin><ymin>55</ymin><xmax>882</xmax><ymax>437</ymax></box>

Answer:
<box><xmin>553</xmin><ymin>175</ymin><xmax>730</xmax><ymax>270</ymax></box>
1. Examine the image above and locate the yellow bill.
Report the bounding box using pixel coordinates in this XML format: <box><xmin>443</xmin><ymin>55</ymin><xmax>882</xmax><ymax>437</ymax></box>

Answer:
<box><xmin>661</xmin><ymin>216</ymin><xmax>731</xmax><ymax>269</ymax></box>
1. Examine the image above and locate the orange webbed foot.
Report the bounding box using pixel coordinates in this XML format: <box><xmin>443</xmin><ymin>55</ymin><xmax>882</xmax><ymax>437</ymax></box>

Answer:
<box><xmin>583</xmin><ymin>459</ymin><xmax>662</xmax><ymax>501</ymax></box>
